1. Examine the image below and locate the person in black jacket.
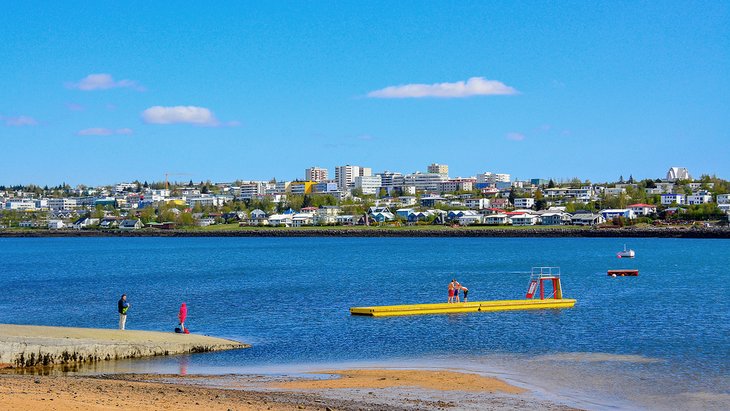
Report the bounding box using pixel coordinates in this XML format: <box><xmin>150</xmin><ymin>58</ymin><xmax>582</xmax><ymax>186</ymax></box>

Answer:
<box><xmin>118</xmin><ymin>294</ymin><xmax>130</xmax><ymax>330</ymax></box>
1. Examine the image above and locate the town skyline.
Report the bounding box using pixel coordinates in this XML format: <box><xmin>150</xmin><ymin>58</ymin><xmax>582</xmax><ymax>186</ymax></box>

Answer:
<box><xmin>2</xmin><ymin>2</ymin><xmax>728</xmax><ymax>186</ymax></box>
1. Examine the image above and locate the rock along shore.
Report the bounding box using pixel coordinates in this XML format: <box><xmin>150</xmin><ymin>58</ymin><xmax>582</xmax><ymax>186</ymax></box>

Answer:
<box><xmin>1</xmin><ymin>226</ymin><xmax>729</xmax><ymax>238</ymax></box>
<box><xmin>0</xmin><ymin>324</ymin><xmax>248</xmax><ymax>368</ymax></box>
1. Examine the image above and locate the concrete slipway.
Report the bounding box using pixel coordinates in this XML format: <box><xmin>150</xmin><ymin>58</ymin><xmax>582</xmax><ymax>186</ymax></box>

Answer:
<box><xmin>0</xmin><ymin>324</ymin><xmax>248</xmax><ymax>368</ymax></box>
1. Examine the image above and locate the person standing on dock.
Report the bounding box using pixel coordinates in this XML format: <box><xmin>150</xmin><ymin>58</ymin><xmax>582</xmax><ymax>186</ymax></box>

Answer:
<box><xmin>178</xmin><ymin>302</ymin><xmax>188</xmax><ymax>333</ymax></box>
<box><xmin>453</xmin><ymin>279</ymin><xmax>462</xmax><ymax>303</ymax></box>
<box><xmin>118</xmin><ymin>294</ymin><xmax>130</xmax><ymax>330</ymax></box>
<box><xmin>461</xmin><ymin>285</ymin><xmax>469</xmax><ymax>302</ymax></box>
<box><xmin>448</xmin><ymin>281</ymin><xmax>455</xmax><ymax>303</ymax></box>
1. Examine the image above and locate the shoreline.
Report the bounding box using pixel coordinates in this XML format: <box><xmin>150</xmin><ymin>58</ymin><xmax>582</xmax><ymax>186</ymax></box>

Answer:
<box><xmin>0</xmin><ymin>368</ymin><xmax>580</xmax><ymax>411</ymax></box>
<box><xmin>1</xmin><ymin>226</ymin><xmax>729</xmax><ymax>238</ymax></box>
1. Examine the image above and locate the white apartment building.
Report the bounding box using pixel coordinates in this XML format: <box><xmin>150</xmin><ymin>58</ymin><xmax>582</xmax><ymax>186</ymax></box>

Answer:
<box><xmin>305</xmin><ymin>167</ymin><xmax>329</xmax><ymax>182</ymax></box>
<box><xmin>377</xmin><ymin>171</ymin><xmax>404</xmax><ymax>188</ymax></box>
<box><xmin>115</xmin><ymin>183</ymin><xmax>137</xmax><ymax>192</ymax></box>
<box><xmin>4</xmin><ymin>199</ymin><xmax>36</xmax><ymax>210</ymax></box>
<box><xmin>437</xmin><ymin>179</ymin><xmax>475</xmax><ymax>193</ymax></box>
<box><xmin>427</xmin><ymin>163</ymin><xmax>449</xmax><ymax>176</ymax></box>
<box><xmin>335</xmin><ymin>165</ymin><xmax>371</xmax><ymax>191</ymax></box>
<box><xmin>404</xmin><ymin>172</ymin><xmax>447</xmax><ymax>191</ymax></box>
<box><xmin>476</xmin><ymin>172</ymin><xmax>511</xmax><ymax>184</ymax></box>
<box><xmin>465</xmin><ymin>198</ymin><xmax>490</xmax><ymax>209</ymax></box>
<box><xmin>661</xmin><ymin>193</ymin><xmax>685</xmax><ymax>205</ymax></box>
<box><xmin>47</xmin><ymin>198</ymin><xmax>78</xmax><ymax>210</ymax></box>
<box><xmin>686</xmin><ymin>194</ymin><xmax>713</xmax><ymax>205</ymax></box>
<box><xmin>513</xmin><ymin>197</ymin><xmax>535</xmax><ymax>209</ymax></box>
<box><xmin>717</xmin><ymin>194</ymin><xmax>730</xmax><ymax>204</ymax></box>
<box><xmin>239</xmin><ymin>182</ymin><xmax>266</xmax><ymax>199</ymax></box>
<box><xmin>354</xmin><ymin>175</ymin><xmax>383</xmax><ymax>195</ymax></box>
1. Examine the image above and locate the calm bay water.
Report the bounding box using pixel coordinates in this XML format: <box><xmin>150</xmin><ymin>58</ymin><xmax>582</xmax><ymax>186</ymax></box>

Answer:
<box><xmin>1</xmin><ymin>237</ymin><xmax>728</xmax><ymax>409</ymax></box>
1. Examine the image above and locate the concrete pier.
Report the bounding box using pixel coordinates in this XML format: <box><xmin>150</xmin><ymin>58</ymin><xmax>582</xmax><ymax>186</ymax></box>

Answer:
<box><xmin>0</xmin><ymin>324</ymin><xmax>249</xmax><ymax>368</ymax></box>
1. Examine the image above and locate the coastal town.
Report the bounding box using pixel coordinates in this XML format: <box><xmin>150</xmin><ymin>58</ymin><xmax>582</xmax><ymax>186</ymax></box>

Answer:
<box><xmin>1</xmin><ymin>164</ymin><xmax>728</xmax><ymax>231</ymax></box>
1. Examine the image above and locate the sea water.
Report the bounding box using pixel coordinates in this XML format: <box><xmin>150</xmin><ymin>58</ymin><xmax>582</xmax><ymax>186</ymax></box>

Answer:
<box><xmin>0</xmin><ymin>237</ymin><xmax>728</xmax><ymax>410</ymax></box>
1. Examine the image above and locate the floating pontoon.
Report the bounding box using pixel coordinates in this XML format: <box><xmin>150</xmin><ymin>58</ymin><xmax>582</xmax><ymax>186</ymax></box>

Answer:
<box><xmin>350</xmin><ymin>267</ymin><xmax>576</xmax><ymax>317</ymax></box>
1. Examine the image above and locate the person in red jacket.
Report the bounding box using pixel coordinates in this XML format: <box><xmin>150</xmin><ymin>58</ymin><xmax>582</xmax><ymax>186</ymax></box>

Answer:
<box><xmin>178</xmin><ymin>303</ymin><xmax>188</xmax><ymax>333</ymax></box>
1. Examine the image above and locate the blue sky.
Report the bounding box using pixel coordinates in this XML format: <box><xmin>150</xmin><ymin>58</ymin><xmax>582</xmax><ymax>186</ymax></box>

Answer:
<box><xmin>1</xmin><ymin>1</ymin><xmax>728</xmax><ymax>186</ymax></box>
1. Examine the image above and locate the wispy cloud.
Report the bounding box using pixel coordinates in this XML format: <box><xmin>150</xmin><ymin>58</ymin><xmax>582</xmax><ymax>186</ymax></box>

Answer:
<box><xmin>66</xmin><ymin>103</ymin><xmax>85</xmax><ymax>111</ymax></box>
<box><xmin>67</xmin><ymin>74</ymin><xmax>145</xmax><ymax>91</ymax></box>
<box><xmin>77</xmin><ymin>127</ymin><xmax>133</xmax><ymax>136</ymax></box>
<box><xmin>506</xmin><ymin>132</ymin><xmax>526</xmax><ymax>141</ymax></box>
<box><xmin>367</xmin><ymin>76</ymin><xmax>518</xmax><ymax>99</ymax></box>
<box><xmin>142</xmin><ymin>106</ymin><xmax>234</xmax><ymax>126</ymax></box>
<box><xmin>2</xmin><ymin>115</ymin><xmax>38</xmax><ymax>126</ymax></box>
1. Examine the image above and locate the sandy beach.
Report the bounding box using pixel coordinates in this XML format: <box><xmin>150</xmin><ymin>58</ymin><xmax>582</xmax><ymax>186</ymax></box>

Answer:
<box><xmin>0</xmin><ymin>369</ymin><xmax>578</xmax><ymax>410</ymax></box>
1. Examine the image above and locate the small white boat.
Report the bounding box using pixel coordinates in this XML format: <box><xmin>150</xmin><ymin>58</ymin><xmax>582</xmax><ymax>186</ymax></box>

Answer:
<box><xmin>617</xmin><ymin>244</ymin><xmax>635</xmax><ymax>258</ymax></box>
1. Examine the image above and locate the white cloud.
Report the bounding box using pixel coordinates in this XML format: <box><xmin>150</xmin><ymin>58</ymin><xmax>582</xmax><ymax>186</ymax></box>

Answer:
<box><xmin>506</xmin><ymin>132</ymin><xmax>526</xmax><ymax>141</ymax></box>
<box><xmin>141</xmin><ymin>106</ymin><xmax>220</xmax><ymax>126</ymax></box>
<box><xmin>77</xmin><ymin>127</ymin><xmax>133</xmax><ymax>136</ymax></box>
<box><xmin>2</xmin><ymin>115</ymin><xmax>38</xmax><ymax>126</ymax></box>
<box><xmin>67</xmin><ymin>74</ymin><xmax>145</xmax><ymax>91</ymax></box>
<box><xmin>367</xmin><ymin>76</ymin><xmax>518</xmax><ymax>99</ymax></box>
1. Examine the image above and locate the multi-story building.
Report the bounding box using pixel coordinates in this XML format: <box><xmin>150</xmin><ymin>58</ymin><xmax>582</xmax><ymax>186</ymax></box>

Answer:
<box><xmin>661</xmin><ymin>193</ymin><xmax>685</xmax><ymax>205</ymax></box>
<box><xmin>437</xmin><ymin>178</ymin><xmax>475</xmax><ymax>193</ymax></box>
<box><xmin>335</xmin><ymin>165</ymin><xmax>371</xmax><ymax>191</ymax></box>
<box><xmin>404</xmin><ymin>172</ymin><xmax>447</xmax><ymax>191</ymax></box>
<box><xmin>239</xmin><ymin>182</ymin><xmax>266</xmax><ymax>199</ymax></box>
<box><xmin>305</xmin><ymin>167</ymin><xmax>329</xmax><ymax>182</ymax></box>
<box><xmin>513</xmin><ymin>197</ymin><xmax>535</xmax><ymax>209</ymax></box>
<box><xmin>4</xmin><ymin>199</ymin><xmax>36</xmax><ymax>210</ymax></box>
<box><xmin>427</xmin><ymin>163</ymin><xmax>449</xmax><ymax>176</ymax></box>
<box><xmin>465</xmin><ymin>198</ymin><xmax>490</xmax><ymax>209</ymax></box>
<box><xmin>47</xmin><ymin>198</ymin><xmax>78</xmax><ymax>210</ymax></box>
<box><xmin>377</xmin><ymin>171</ymin><xmax>404</xmax><ymax>188</ymax></box>
<box><xmin>476</xmin><ymin>172</ymin><xmax>511</xmax><ymax>185</ymax></box>
<box><xmin>354</xmin><ymin>175</ymin><xmax>382</xmax><ymax>195</ymax></box>
<box><xmin>686</xmin><ymin>193</ymin><xmax>713</xmax><ymax>205</ymax></box>
<box><xmin>717</xmin><ymin>194</ymin><xmax>730</xmax><ymax>204</ymax></box>
<box><xmin>313</xmin><ymin>182</ymin><xmax>339</xmax><ymax>193</ymax></box>
<box><xmin>290</xmin><ymin>181</ymin><xmax>315</xmax><ymax>195</ymax></box>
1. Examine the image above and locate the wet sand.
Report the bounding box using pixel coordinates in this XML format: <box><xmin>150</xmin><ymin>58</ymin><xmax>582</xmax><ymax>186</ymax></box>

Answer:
<box><xmin>0</xmin><ymin>369</ymin><xmax>578</xmax><ymax>410</ymax></box>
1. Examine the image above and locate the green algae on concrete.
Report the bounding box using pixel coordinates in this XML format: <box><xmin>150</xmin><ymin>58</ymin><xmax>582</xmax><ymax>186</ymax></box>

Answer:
<box><xmin>0</xmin><ymin>324</ymin><xmax>249</xmax><ymax>368</ymax></box>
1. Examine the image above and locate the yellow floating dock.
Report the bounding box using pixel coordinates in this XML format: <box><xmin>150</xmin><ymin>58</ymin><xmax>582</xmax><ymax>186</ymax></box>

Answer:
<box><xmin>350</xmin><ymin>298</ymin><xmax>577</xmax><ymax>317</ymax></box>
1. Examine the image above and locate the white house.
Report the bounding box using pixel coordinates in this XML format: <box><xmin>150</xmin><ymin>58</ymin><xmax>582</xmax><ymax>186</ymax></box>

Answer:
<box><xmin>661</xmin><ymin>194</ymin><xmax>685</xmax><ymax>206</ymax></box>
<box><xmin>336</xmin><ymin>215</ymin><xmax>356</xmax><ymax>225</ymax></box>
<box><xmin>465</xmin><ymin>198</ymin><xmax>490</xmax><ymax>210</ymax></box>
<box><xmin>457</xmin><ymin>213</ymin><xmax>483</xmax><ymax>226</ymax></box>
<box><xmin>268</xmin><ymin>214</ymin><xmax>293</xmax><ymax>227</ymax></box>
<box><xmin>717</xmin><ymin>194</ymin><xmax>730</xmax><ymax>204</ymax></box>
<box><xmin>72</xmin><ymin>217</ymin><xmax>99</xmax><ymax>230</ymax></box>
<box><xmin>119</xmin><ymin>219</ymin><xmax>143</xmax><ymax>230</ymax></box>
<box><xmin>48</xmin><ymin>220</ymin><xmax>65</xmax><ymax>230</ymax></box>
<box><xmin>292</xmin><ymin>213</ymin><xmax>315</xmax><ymax>227</ymax></box>
<box><xmin>196</xmin><ymin>217</ymin><xmax>216</xmax><ymax>227</ymax></box>
<box><xmin>513</xmin><ymin>198</ymin><xmax>535</xmax><ymax>209</ymax></box>
<box><xmin>315</xmin><ymin>206</ymin><xmax>341</xmax><ymax>225</ymax></box>
<box><xmin>600</xmin><ymin>209</ymin><xmax>636</xmax><ymax>220</ymax></box>
<box><xmin>628</xmin><ymin>203</ymin><xmax>657</xmax><ymax>216</ymax></box>
<box><xmin>484</xmin><ymin>213</ymin><xmax>509</xmax><ymax>225</ymax></box>
<box><xmin>540</xmin><ymin>212</ymin><xmax>571</xmax><ymax>226</ymax></box>
<box><xmin>686</xmin><ymin>194</ymin><xmax>713</xmax><ymax>205</ymax></box>
<box><xmin>570</xmin><ymin>213</ymin><xmax>606</xmax><ymax>226</ymax></box>
<box><xmin>511</xmin><ymin>214</ymin><xmax>540</xmax><ymax>226</ymax></box>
